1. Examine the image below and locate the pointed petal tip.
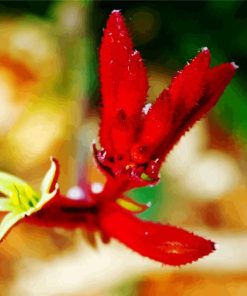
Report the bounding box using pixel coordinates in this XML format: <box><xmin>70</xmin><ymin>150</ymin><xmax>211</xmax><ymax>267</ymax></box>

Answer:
<box><xmin>187</xmin><ymin>47</ymin><xmax>210</xmax><ymax>65</ymax></box>
<box><xmin>188</xmin><ymin>47</ymin><xmax>211</xmax><ymax>66</ymax></box>
<box><xmin>49</xmin><ymin>156</ymin><xmax>56</xmax><ymax>163</ymax></box>
<box><xmin>105</xmin><ymin>10</ymin><xmax>124</xmax><ymax>30</ymax></box>
<box><xmin>172</xmin><ymin>236</ymin><xmax>216</xmax><ymax>267</ymax></box>
<box><xmin>200</xmin><ymin>47</ymin><xmax>211</xmax><ymax>59</ymax></box>
<box><xmin>49</xmin><ymin>156</ymin><xmax>59</xmax><ymax>168</ymax></box>
<box><xmin>111</xmin><ymin>9</ymin><xmax>121</xmax><ymax>14</ymax></box>
<box><xmin>201</xmin><ymin>46</ymin><xmax>209</xmax><ymax>52</ymax></box>
<box><xmin>108</xmin><ymin>10</ymin><xmax>122</xmax><ymax>22</ymax></box>
<box><xmin>209</xmin><ymin>239</ymin><xmax>216</xmax><ymax>252</ymax></box>
<box><xmin>198</xmin><ymin>47</ymin><xmax>210</xmax><ymax>59</ymax></box>
<box><xmin>101</xmin><ymin>203</ymin><xmax>216</xmax><ymax>266</ymax></box>
<box><xmin>200</xmin><ymin>238</ymin><xmax>216</xmax><ymax>258</ymax></box>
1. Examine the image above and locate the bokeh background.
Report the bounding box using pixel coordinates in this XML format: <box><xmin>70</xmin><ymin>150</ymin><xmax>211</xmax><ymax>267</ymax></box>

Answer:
<box><xmin>0</xmin><ymin>0</ymin><xmax>247</xmax><ymax>295</ymax></box>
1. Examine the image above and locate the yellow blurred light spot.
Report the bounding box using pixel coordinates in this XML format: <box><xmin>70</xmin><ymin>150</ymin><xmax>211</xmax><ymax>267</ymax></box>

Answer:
<box><xmin>5</xmin><ymin>102</ymin><xmax>67</xmax><ymax>169</ymax></box>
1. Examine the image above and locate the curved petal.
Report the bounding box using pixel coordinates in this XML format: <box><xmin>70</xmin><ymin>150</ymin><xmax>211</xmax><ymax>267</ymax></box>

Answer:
<box><xmin>100</xmin><ymin>203</ymin><xmax>215</xmax><ymax>266</ymax></box>
<box><xmin>156</xmin><ymin>61</ymin><xmax>237</xmax><ymax>164</ymax></box>
<box><xmin>133</xmin><ymin>49</ymin><xmax>210</xmax><ymax>163</ymax></box>
<box><xmin>40</xmin><ymin>157</ymin><xmax>60</xmax><ymax>195</ymax></box>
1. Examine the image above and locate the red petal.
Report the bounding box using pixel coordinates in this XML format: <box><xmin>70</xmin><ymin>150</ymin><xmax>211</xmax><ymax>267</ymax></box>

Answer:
<box><xmin>131</xmin><ymin>90</ymin><xmax>171</xmax><ymax>164</ymax></box>
<box><xmin>202</xmin><ymin>62</ymin><xmax>238</xmax><ymax>113</ymax></box>
<box><xmin>100</xmin><ymin>11</ymin><xmax>148</xmax><ymax>155</ymax></box>
<box><xmin>156</xmin><ymin>61</ymin><xmax>237</xmax><ymax>164</ymax></box>
<box><xmin>169</xmin><ymin>48</ymin><xmax>210</xmax><ymax>112</ymax></box>
<box><xmin>184</xmin><ymin>62</ymin><xmax>237</xmax><ymax>131</ymax></box>
<box><xmin>100</xmin><ymin>203</ymin><xmax>215</xmax><ymax>266</ymax></box>
<box><xmin>131</xmin><ymin>49</ymin><xmax>210</xmax><ymax>164</ymax></box>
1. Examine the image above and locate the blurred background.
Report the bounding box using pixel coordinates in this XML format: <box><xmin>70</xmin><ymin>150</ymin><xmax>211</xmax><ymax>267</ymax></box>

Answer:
<box><xmin>0</xmin><ymin>0</ymin><xmax>247</xmax><ymax>295</ymax></box>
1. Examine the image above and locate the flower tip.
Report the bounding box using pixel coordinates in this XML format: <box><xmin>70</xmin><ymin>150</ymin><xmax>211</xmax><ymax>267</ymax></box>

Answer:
<box><xmin>231</xmin><ymin>61</ymin><xmax>239</xmax><ymax>70</ymax></box>
<box><xmin>49</xmin><ymin>156</ymin><xmax>59</xmax><ymax>168</ymax></box>
<box><xmin>106</xmin><ymin>10</ymin><xmax>124</xmax><ymax>30</ymax></box>
<box><xmin>111</xmin><ymin>9</ymin><xmax>121</xmax><ymax>14</ymax></box>
<box><xmin>49</xmin><ymin>156</ymin><xmax>55</xmax><ymax>163</ymax></box>
<box><xmin>110</xmin><ymin>10</ymin><xmax>122</xmax><ymax>19</ymax></box>
<box><xmin>200</xmin><ymin>47</ymin><xmax>210</xmax><ymax>57</ymax></box>
<box><xmin>201</xmin><ymin>46</ymin><xmax>209</xmax><ymax>52</ymax></box>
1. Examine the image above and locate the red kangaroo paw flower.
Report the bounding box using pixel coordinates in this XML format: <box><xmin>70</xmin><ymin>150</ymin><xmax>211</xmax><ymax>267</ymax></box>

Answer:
<box><xmin>100</xmin><ymin>202</ymin><xmax>215</xmax><ymax>266</ymax></box>
<box><xmin>97</xmin><ymin>11</ymin><xmax>237</xmax><ymax>191</ymax></box>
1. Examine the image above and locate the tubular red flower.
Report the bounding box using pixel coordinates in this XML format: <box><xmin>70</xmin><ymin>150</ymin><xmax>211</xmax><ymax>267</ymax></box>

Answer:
<box><xmin>96</xmin><ymin>10</ymin><xmax>237</xmax><ymax>188</ymax></box>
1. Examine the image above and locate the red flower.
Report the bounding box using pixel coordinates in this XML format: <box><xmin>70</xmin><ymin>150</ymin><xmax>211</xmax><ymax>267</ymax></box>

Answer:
<box><xmin>0</xmin><ymin>10</ymin><xmax>237</xmax><ymax>267</ymax></box>
<box><xmin>94</xmin><ymin>10</ymin><xmax>237</xmax><ymax>192</ymax></box>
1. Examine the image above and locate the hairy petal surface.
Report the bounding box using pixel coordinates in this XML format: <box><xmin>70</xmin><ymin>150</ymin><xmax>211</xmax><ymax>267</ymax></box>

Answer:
<box><xmin>131</xmin><ymin>49</ymin><xmax>210</xmax><ymax>164</ymax></box>
<box><xmin>131</xmin><ymin>90</ymin><xmax>171</xmax><ymax>164</ymax></box>
<box><xmin>155</xmin><ymin>61</ymin><xmax>237</xmax><ymax>163</ymax></box>
<box><xmin>100</xmin><ymin>10</ymin><xmax>148</xmax><ymax>155</ymax></box>
<box><xmin>100</xmin><ymin>203</ymin><xmax>215</xmax><ymax>266</ymax></box>
<box><xmin>169</xmin><ymin>48</ymin><xmax>210</xmax><ymax>111</ymax></box>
